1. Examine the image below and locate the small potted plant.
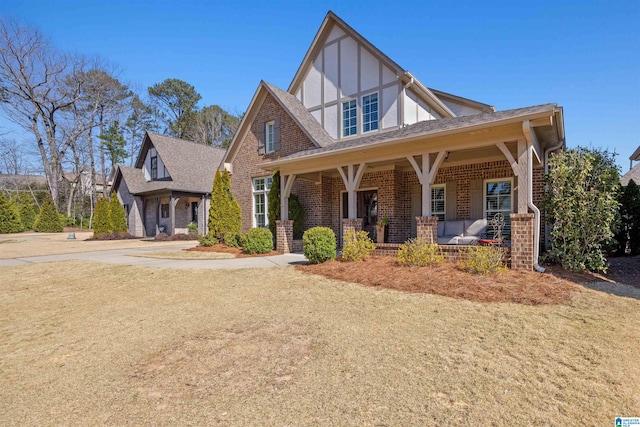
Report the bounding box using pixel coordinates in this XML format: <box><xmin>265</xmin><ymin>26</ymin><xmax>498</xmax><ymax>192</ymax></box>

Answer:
<box><xmin>375</xmin><ymin>215</ymin><xmax>389</xmax><ymax>244</ymax></box>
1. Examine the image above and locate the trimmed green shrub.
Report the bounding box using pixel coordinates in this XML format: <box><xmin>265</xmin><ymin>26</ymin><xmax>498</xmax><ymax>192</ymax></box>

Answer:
<box><xmin>187</xmin><ymin>222</ymin><xmax>198</xmax><ymax>233</ymax></box>
<box><xmin>340</xmin><ymin>230</ymin><xmax>376</xmax><ymax>261</ymax></box>
<box><xmin>0</xmin><ymin>193</ymin><xmax>22</xmax><ymax>233</ymax></box>
<box><xmin>303</xmin><ymin>227</ymin><xmax>336</xmax><ymax>264</ymax></box>
<box><xmin>268</xmin><ymin>171</ymin><xmax>306</xmax><ymax>239</ymax></box>
<box><xmin>243</xmin><ymin>228</ymin><xmax>273</xmax><ymax>254</ymax></box>
<box><xmin>93</xmin><ymin>198</ymin><xmax>111</xmax><ymax>238</ymax></box>
<box><xmin>460</xmin><ymin>245</ymin><xmax>507</xmax><ymax>275</ymax></box>
<box><xmin>615</xmin><ymin>179</ymin><xmax>640</xmax><ymax>255</ymax></box>
<box><xmin>223</xmin><ymin>231</ymin><xmax>244</xmax><ymax>248</ymax></box>
<box><xmin>109</xmin><ymin>197</ymin><xmax>128</xmax><ymax>233</ymax></box>
<box><xmin>198</xmin><ymin>234</ymin><xmax>218</xmax><ymax>247</ymax></box>
<box><xmin>208</xmin><ymin>170</ymin><xmax>242</xmax><ymax>240</ymax></box>
<box><xmin>33</xmin><ymin>195</ymin><xmax>63</xmax><ymax>232</ymax></box>
<box><xmin>16</xmin><ymin>194</ymin><xmax>37</xmax><ymax>231</ymax></box>
<box><xmin>545</xmin><ymin>147</ymin><xmax>619</xmax><ymax>272</ymax></box>
<box><xmin>397</xmin><ymin>238</ymin><xmax>444</xmax><ymax>267</ymax></box>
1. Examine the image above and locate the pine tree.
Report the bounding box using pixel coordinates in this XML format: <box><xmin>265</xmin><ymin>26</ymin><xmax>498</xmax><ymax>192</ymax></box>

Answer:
<box><xmin>208</xmin><ymin>170</ymin><xmax>241</xmax><ymax>239</ymax></box>
<box><xmin>17</xmin><ymin>194</ymin><xmax>37</xmax><ymax>231</ymax></box>
<box><xmin>0</xmin><ymin>193</ymin><xmax>22</xmax><ymax>233</ymax></box>
<box><xmin>93</xmin><ymin>198</ymin><xmax>111</xmax><ymax>238</ymax></box>
<box><xmin>33</xmin><ymin>195</ymin><xmax>63</xmax><ymax>232</ymax></box>
<box><xmin>109</xmin><ymin>196</ymin><xmax>128</xmax><ymax>233</ymax></box>
<box><xmin>268</xmin><ymin>171</ymin><xmax>305</xmax><ymax>239</ymax></box>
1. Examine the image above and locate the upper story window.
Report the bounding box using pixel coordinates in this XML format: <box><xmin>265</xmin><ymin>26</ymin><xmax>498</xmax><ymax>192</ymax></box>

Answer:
<box><xmin>151</xmin><ymin>156</ymin><xmax>158</xmax><ymax>180</ymax></box>
<box><xmin>342</xmin><ymin>99</ymin><xmax>357</xmax><ymax>137</ymax></box>
<box><xmin>265</xmin><ymin>121</ymin><xmax>275</xmax><ymax>153</ymax></box>
<box><xmin>362</xmin><ymin>92</ymin><xmax>379</xmax><ymax>133</ymax></box>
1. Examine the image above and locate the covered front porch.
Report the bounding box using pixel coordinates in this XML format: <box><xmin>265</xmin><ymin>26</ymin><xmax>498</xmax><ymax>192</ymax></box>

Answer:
<box><xmin>268</xmin><ymin>117</ymin><xmax>555</xmax><ymax>271</ymax></box>
<box><xmin>138</xmin><ymin>191</ymin><xmax>208</xmax><ymax>237</ymax></box>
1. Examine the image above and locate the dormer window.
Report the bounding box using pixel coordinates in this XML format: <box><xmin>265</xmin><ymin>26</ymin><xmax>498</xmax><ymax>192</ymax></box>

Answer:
<box><xmin>342</xmin><ymin>99</ymin><xmax>357</xmax><ymax>137</ymax></box>
<box><xmin>151</xmin><ymin>155</ymin><xmax>158</xmax><ymax>180</ymax></box>
<box><xmin>362</xmin><ymin>92</ymin><xmax>379</xmax><ymax>133</ymax></box>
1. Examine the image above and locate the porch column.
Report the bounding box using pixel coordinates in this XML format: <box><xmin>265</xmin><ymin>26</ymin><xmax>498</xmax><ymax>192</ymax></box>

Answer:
<box><xmin>407</xmin><ymin>151</ymin><xmax>446</xmax><ymax>216</ymax></box>
<box><xmin>337</xmin><ymin>163</ymin><xmax>366</xmax><ymax>219</ymax></box>
<box><xmin>511</xmin><ymin>213</ymin><xmax>535</xmax><ymax>270</ymax></box>
<box><xmin>280</xmin><ymin>173</ymin><xmax>296</xmax><ymax>221</ymax></box>
<box><xmin>416</xmin><ymin>216</ymin><xmax>438</xmax><ymax>244</ymax></box>
<box><xmin>497</xmin><ymin>140</ymin><xmax>528</xmax><ymax>214</ymax></box>
<box><xmin>342</xmin><ymin>218</ymin><xmax>363</xmax><ymax>243</ymax></box>
<box><xmin>276</xmin><ymin>220</ymin><xmax>294</xmax><ymax>254</ymax></box>
<box><xmin>170</xmin><ymin>195</ymin><xmax>178</xmax><ymax>235</ymax></box>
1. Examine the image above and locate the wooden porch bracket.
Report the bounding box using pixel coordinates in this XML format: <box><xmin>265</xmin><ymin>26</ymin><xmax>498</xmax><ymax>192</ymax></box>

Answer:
<box><xmin>337</xmin><ymin>163</ymin><xmax>366</xmax><ymax>219</ymax></box>
<box><xmin>522</xmin><ymin>120</ymin><xmax>542</xmax><ymax>164</ymax></box>
<box><xmin>407</xmin><ymin>151</ymin><xmax>446</xmax><ymax>216</ymax></box>
<box><xmin>280</xmin><ymin>173</ymin><xmax>297</xmax><ymax>221</ymax></box>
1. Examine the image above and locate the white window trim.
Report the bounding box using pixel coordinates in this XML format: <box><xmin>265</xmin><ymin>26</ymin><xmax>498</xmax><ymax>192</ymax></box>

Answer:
<box><xmin>431</xmin><ymin>184</ymin><xmax>445</xmax><ymax>220</ymax></box>
<box><xmin>265</xmin><ymin>121</ymin><xmax>275</xmax><ymax>153</ymax></box>
<box><xmin>361</xmin><ymin>91</ymin><xmax>379</xmax><ymax>134</ymax></box>
<box><xmin>342</xmin><ymin>99</ymin><xmax>357</xmax><ymax>138</ymax></box>
<box><xmin>252</xmin><ymin>176</ymin><xmax>272</xmax><ymax>228</ymax></box>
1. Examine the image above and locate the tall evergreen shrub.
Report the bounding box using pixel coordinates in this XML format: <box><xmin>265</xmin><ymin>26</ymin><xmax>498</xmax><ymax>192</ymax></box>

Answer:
<box><xmin>16</xmin><ymin>194</ymin><xmax>37</xmax><ymax>231</ymax></box>
<box><xmin>616</xmin><ymin>179</ymin><xmax>640</xmax><ymax>255</ymax></box>
<box><xmin>33</xmin><ymin>195</ymin><xmax>63</xmax><ymax>232</ymax></box>
<box><xmin>109</xmin><ymin>196</ymin><xmax>128</xmax><ymax>233</ymax></box>
<box><xmin>93</xmin><ymin>198</ymin><xmax>111</xmax><ymax>238</ymax></box>
<box><xmin>268</xmin><ymin>171</ymin><xmax>305</xmax><ymax>238</ymax></box>
<box><xmin>208</xmin><ymin>170</ymin><xmax>241</xmax><ymax>239</ymax></box>
<box><xmin>0</xmin><ymin>193</ymin><xmax>22</xmax><ymax>233</ymax></box>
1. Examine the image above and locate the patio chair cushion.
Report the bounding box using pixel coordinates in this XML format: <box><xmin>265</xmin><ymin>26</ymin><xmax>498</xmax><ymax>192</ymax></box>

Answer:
<box><xmin>444</xmin><ymin>220</ymin><xmax>464</xmax><ymax>237</ymax></box>
<box><xmin>437</xmin><ymin>221</ymin><xmax>445</xmax><ymax>237</ymax></box>
<box><xmin>464</xmin><ymin>219</ymin><xmax>488</xmax><ymax>237</ymax></box>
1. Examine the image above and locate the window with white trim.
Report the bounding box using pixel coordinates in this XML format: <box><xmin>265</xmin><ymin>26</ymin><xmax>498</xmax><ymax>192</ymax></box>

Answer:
<box><xmin>431</xmin><ymin>184</ymin><xmax>445</xmax><ymax>221</ymax></box>
<box><xmin>485</xmin><ymin>178</ymin><xmax>512</xmax><ymax>237</ymax></box>
<box><xmin>342</xmin><ymin>99</ymin><xmax>357</xmax><ymax>137</ymax></box>
<box><xmin>252</xmin><ymin>176</ymin><xmax>272</xmax><ymax>228</ymax></box>
<box><xmin>362</xmin><ymin>92</ymin><xmax>379</xmax><ymax>133</ymax></box>
<box><xmin>265</xmin><ymin>121</ymin><xmax>275</xmax><ymax>153</ymax></box>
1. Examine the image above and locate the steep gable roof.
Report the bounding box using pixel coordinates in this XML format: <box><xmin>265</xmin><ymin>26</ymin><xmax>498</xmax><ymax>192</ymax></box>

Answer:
<box><xmin>118</xmin><ymin>132</ymin><xmax>225</xmax><ymax>195</ymax></box>
<box><xmin>222</xmin><ymin>81</ymin><xmax>335</xmax><ymax>166</ymax></box>
<box><xmin>622</xmin><ymin>163</ymin><xmax>640</xmax><ymax>186</ymax></box>
<box><xmin>287</xmin><ymin>11</ymin><xmax>455</xmax><ymax>118</ymax></box>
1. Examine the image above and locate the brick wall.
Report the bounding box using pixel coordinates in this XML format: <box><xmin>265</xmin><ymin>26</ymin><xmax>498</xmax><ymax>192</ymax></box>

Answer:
<box><xmin>511</xmin><ymin>213</ymin><xmax>534</xmax><ymax>270</ymax></box>
<box><xmin>231</xmin><ymin>92</ymin><xmax>316</xmax><ymax>232</ymax></box>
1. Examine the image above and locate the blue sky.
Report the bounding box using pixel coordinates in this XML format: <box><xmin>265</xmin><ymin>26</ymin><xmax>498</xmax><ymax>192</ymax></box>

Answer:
<box><xmin>2</xmin><ymin>0</ymin><xmax>639</xmax><ymax>172</ymax></box>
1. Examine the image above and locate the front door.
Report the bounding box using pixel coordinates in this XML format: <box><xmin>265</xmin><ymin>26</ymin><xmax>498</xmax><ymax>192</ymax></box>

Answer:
<box><xmin>191</xmin><ymin>202</ymin><xmax>198</xmax><ymax>224</ymax></box>
<box><xmin>342</xmin><ymin>190</ymin><xmax>378</xmax><ymax>239</ymax></box>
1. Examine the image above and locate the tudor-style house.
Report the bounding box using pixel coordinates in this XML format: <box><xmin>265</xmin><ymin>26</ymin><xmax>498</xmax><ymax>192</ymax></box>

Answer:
<box><xmin>222</xmin><ymin>11</ymin><xmax>565</xmax><ymax>271</ymax></box>
<box><xmin>112</xmin><ymin>132</ymin><xmax>225</xmax><ymax>237</ymax></box>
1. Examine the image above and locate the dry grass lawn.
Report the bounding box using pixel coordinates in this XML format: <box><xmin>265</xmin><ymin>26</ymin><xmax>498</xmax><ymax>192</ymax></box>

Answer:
<box><xmin>127</xmin><ymin>250</ymin><xmax>235</xmax><ymax>260</ymax></box>
<box><xmin>0</xmin><ymin>261</ymin><xmax>638</xmax><ymax>425</ymax></box>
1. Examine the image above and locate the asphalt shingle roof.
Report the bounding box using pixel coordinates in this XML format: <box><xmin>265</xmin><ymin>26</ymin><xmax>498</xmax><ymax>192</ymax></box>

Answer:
<box><xmin>622</xmin><ymin>163</ymin><xmax>640</xmax><ymax>186</ymax></box>
<box><xmin>120</xmin><ymin>132</ymin><xmax>225</xmax><ymax>195</ymax></box>
<box><xmin>274</xmin><ymin>103</ymin><xmax>558</xmax><ymax>161</ymax></box>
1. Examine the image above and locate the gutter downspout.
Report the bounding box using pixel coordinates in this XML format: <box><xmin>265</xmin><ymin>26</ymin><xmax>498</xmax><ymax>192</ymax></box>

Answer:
<box><xmin>523</xmin><ymin>120</ymin><xmax>545</xmax><ymax>273</ymax></box>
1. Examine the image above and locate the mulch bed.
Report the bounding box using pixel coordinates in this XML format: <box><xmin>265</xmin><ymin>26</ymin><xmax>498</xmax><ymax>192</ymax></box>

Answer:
<box><xmin>296</xmin><ymin>257</ymin><xmax>578</xmax><ymax>305</ymax></box>
<box><xmin>186</xmin><ymin>244</ymin><xmax>280</xmax><ymax>258</ymax></box>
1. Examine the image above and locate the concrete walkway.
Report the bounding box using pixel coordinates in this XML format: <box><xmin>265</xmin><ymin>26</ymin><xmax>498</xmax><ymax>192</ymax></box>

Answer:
<box><xmin>0</xmin><ymin>243</ymin><xmax>308</xmax><ymax>269</ymax></box>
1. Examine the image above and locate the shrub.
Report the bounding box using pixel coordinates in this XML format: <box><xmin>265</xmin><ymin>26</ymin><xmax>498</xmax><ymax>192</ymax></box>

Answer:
<box><xmin>268</xmin><ymin>171</ymin><xmax>306</xmax><ymax>239</ymax></box>
<box><xmin>243</xmin><ymin>228</ymin><xmax>273</xmax><ymax>254</ymax></box>
<box><xmin>208</xmin><ymin>170</ymin><xmax>242</xmax><ymax>240</ymax></box>
<box><xmin>16</xmin><ymin>194</ymin><xmax>37</xmax><ymax>231</ymax></box>
<box><xmin>615</xmin><ymin>179</ymin><xmax>640</xmax><ymax>255</ymax></box>
<box><xmin>0</xmin><ymin>193</ymin><xmax>22</xmax><ymax>233</ymax></box>
<box><xmin>460</xmin><ymin>245</ymin><xmax>507</xmax><ymax>275</ymax></box>
<box><xmin>224</xmin><ymin>231</ymin><xmax>244</xmax><ymax>248</ymax></box>
<box><xmin>340</xmin><ymin>230</ymin><xmax>376</xmax><ymax>261</ymax></box>
<box><xmin>93</xmin><ymin>198</ymin><xmax>111</xmax><ymax>238</ymax></box>
<box><xmin>303</xmin><ymin>227</ymin><xmax>336</xmax><ymax>264</ymax></box>
<box><xmin>197</xmin><ymin>233</ymin><xmax>218</xmax><ymax>247</ymax></box>
<box><xmin>33</xmin><ymin>195</ymin><xmax>63</xmax><ymax>232</ymax></box>
<box><xmin>109</xmin><ymin>196</ymin><xmax>128</xmax><ymax>233</ymax></box>
<box><xmin>95</xmin><ymin>232</ymin><xmax>136</xmax><ymax>240</ymax></box>
<box><xmin>397</xmin><ymin>238</ymin><xmax>444</xmax><ymax>267</ymax></box>
<box><xmin>187</xmin><ymin>222</ymin><xmax>198</xmax><ymax>233</ymax></box>
<box><xmin>545</xmin><ymin>147</ymin><xmax>619</xmax><ymax>272</ymax></box>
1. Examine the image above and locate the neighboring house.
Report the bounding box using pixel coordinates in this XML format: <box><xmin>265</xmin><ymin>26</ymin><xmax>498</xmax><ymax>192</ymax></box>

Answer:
<box><xmin>63</xmin><ymin>167</ymin><xmax>109</xmax><ymax>198</ymax></box>
<box><xmin>111</xmin><ymin>132</ymin><xmax>225</xmax><ymax>237</ymax></box>
<box><xmin>621</xmin><ymin>146</ymin><xmax>640</xmax><ymax>186</ymax></box>
<box><xmin>222</xmin><ymin>11</ymin><xmax>565</xmax><ymax>270</ymax></box>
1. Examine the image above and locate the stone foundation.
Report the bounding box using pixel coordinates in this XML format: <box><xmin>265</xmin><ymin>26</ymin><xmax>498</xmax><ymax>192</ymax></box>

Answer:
<box><xmin>276</xmin><ymin>220</ymin><xmax>293</xmax><ymax>254</ymax></box>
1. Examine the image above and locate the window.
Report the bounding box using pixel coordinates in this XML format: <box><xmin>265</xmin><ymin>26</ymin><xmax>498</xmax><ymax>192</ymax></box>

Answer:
<box><xmin>362</xmin><ymin>92</ymin><xmax>379</xmax><ymax>133</ymax></box>
<box><xmin>485</xmin><ymin>179</ymin><xmax>512</xmax><ymax>237</ymax></box>
<box><xmin>265</xmin><ymin>121</ymin><xmax>275</xmax><ymax>153</ymax></box>
<box><xmin>431</xmin><ymin>184</ymin><xmax>445</xmax><ymax>221</ymax></box>
<box><xmin>151</xmin><ymin>156</ymin><xmax>158</xmax><ymax>180</ymax></box>
<box><xmin>252</xmin><ymin>176</ymin><xmax>272</xmax><ymax>228</ymax></box>
<box><xmin>160</xmin><ymin>203</ymin><xmax>169</xmax><ymax>219</ymax></box>
<box><xmin>342</xmin><ymin>99</ymin><xmax>357</xmax><ymax>137</ymax></box>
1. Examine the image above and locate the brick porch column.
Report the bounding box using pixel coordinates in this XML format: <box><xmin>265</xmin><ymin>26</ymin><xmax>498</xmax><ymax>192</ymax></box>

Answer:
<box><xmin>341</xmin><ymin>218</ymin><xmax>363</xmax><ymax>244</ymax></box>
<box><xmin>511</xmin><ymin>213</ymin><xmax>535</xmax><ymax>270</ymax></box>
<box><xmin>276</xmin><ymin>220</ymin><xmax>293</xmax><ymax>254</ymax></box>
<box><xmin>416</xmin><ymin>216</ymin><xmax>438</xmax><ymax>244</ymax></box>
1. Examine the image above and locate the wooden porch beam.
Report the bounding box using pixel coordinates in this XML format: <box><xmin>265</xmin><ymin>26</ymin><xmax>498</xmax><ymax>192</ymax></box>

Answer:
<box><xmin>427</xmin><ymin>151</ymin><xmax>447</xmax><ymax>185</ymax></box>
<box><xmin>337</xmin><ymin>163</ymin><xmax>367</xmax><ymax>219</ymax></box>
<box><xmin>522</xmin><ymin>120</ymin><xmax>542</xmax><ymax>164</ymax></box>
